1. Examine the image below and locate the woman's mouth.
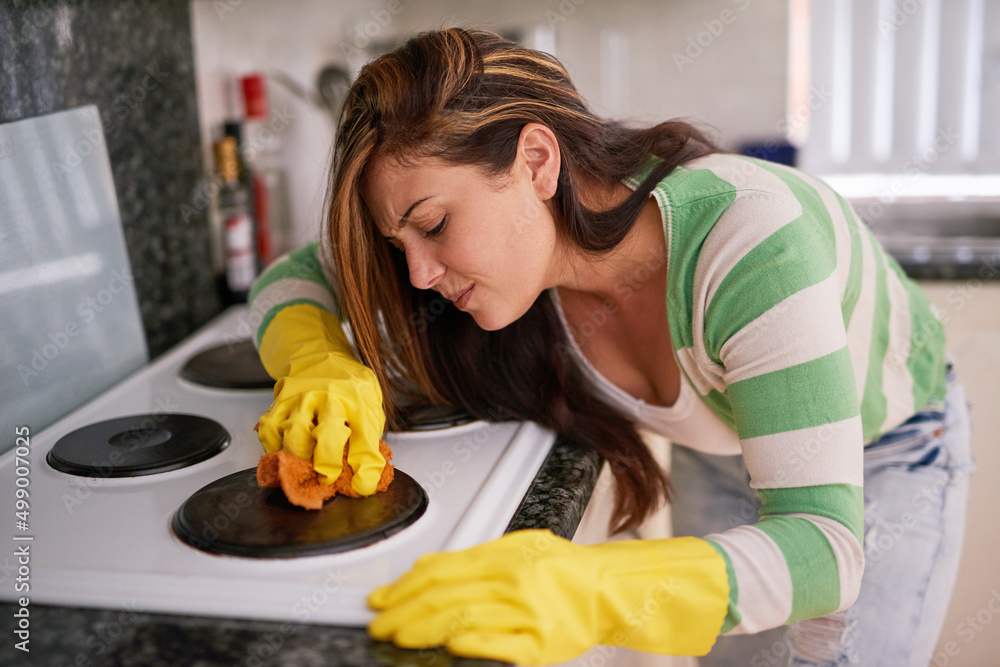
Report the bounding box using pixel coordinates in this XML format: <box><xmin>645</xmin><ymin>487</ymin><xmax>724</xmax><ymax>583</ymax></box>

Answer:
<box><xmin>450</xmin><ymin>285</ymin><xmax>474</xmax><ymax>310</ymax></box>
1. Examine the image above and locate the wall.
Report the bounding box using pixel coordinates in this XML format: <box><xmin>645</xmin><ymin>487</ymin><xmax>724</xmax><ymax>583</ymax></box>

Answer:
<box><xmin>0</xmin><ymin>0</ymin><xmax>220</xmax><ymax>358</ymax></box>
<box><xmin>191</xmin><ymin>0</ymin><xmax>792</xmax><ymax>247</ymax></box>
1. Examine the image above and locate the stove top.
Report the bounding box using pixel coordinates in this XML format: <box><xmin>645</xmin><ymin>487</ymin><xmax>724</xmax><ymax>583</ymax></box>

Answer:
<box><xmin>1</xmin><ymin>306</ymin><xmax>555</xmax><ymax>626</ymax></box>
<box><xmin>46</xmin><ymin>413</ymin><xmax>231</xmax><ymax>477</ymax></box>
<box><xmin>179</xmin><ymin>340</ymin><xmax>273</xmax><ymax>389</ymax></box>
<box><xmin>172</xmin><ymin>467</ymin><xmax>428</xmax><ymax>558</ymax></box>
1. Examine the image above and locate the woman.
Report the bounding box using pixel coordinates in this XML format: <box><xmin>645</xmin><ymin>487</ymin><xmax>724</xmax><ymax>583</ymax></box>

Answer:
<box><xmin>249</xmin><ymin>28</ymin><xmax>973</xmax><ymax>666</ymax></box>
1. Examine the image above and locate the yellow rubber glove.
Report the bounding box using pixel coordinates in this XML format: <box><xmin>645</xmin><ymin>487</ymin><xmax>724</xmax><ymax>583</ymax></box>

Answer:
<box><xmin>368</xmin><ymin>529</ymin><xmax>730</xmax><ymax>665</ymax></box>
<box><xmin>256</xmin><ymin>303</ymin><xmax>386</xmax><ymax>495</ymax></box>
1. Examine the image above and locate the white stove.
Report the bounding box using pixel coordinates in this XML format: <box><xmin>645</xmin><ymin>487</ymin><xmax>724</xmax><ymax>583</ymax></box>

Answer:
<box><xmin>1</xmin><ymin>305</ymin><xmax>555</xmax><ymax>627</ymax></box>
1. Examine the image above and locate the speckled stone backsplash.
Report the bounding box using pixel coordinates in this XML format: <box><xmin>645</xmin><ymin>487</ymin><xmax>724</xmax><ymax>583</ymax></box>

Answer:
<box><xmin>0</xmin><ymin>0</ymin><xmax>221</xmax><ymax>357</ymax></box>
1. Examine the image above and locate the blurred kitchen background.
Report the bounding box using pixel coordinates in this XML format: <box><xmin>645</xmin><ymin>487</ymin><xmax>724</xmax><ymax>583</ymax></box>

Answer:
<box><xmin>2</xmin><ymin>0</ymin><xmax>998</xmax><ymax>664</ymax></box>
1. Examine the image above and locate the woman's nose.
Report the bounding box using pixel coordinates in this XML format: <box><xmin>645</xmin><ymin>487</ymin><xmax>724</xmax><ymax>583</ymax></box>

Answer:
<box><xmin>405</xmin><ymin>243</ymin><xmax>445</xmax><ymax>290</ymax></box>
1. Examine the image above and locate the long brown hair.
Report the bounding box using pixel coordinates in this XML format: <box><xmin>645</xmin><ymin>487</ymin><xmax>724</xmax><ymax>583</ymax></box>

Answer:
<box><xmin>327</xmin><ymin>28</ymin><xmax>717</xmax><ymax>533</ymax></box>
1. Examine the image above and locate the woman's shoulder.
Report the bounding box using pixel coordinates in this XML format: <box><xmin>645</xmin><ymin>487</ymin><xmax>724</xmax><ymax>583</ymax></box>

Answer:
<box><xmin>658</xmin><ymin>153</ymin><xmax>836</xmax><ymax>292</ymax></box>
<box><xmin>657</xmin><ymin>153</ymin><xmax>806</xmax><ymax>212</ymax></box>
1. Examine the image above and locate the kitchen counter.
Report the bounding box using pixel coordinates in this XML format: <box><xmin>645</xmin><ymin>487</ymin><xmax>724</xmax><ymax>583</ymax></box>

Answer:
<box><xmin>0</xmin><ymin>437</ymin><xmax>601</xmax><ymax>667</ymax></box>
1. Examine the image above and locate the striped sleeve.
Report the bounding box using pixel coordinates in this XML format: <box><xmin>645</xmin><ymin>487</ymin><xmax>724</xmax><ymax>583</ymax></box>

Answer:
<box><xmin>247</xmin><ymin>241</ymin><xmax>341</xmax><ymax>348</ymax></box>
<box><xmin>663</xmin><ymin>155</ymin><xmax>867</xmax><ymax>634</ymax></box>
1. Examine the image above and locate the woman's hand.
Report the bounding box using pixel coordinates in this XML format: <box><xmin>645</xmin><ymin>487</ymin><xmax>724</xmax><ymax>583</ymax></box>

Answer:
<box><xmin>368</xmin><ymin>529</ymin><xmax>730</xmax><ymax>665</ymax></box>
<box><xmin>256</xmin><ymin>304</ymin><xmax>386</xmax><ymax>495</ymax></box>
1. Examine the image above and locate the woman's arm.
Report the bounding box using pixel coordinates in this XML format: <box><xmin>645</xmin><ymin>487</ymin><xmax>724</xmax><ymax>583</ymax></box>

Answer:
<box><xmin>248</xmin><ymin>241</ymin><xmax>341</xmax><ymax>349</ymax></box>
<box><xmin>667</xmin><ymin>157</ymin><xmax>875</xmax><ymax>634</ymax></box>
<box><xmin>247</xmin><ymin>242</ymin><xmax>387</xmax><ymax>495</ymax></box>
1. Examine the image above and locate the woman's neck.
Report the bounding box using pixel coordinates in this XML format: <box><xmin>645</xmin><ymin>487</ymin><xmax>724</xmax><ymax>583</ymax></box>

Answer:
<box><xmin>552</xmin><ymin>189</ymin><xmax>666</xmax><ymax>308</ymax></box>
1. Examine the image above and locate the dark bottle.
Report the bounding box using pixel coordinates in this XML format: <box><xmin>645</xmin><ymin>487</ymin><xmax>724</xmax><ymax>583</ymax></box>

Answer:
<box><xmin>224</xmin><ymin>120</ymin><xmax>273</xmax><ymax>266</ymax></box>
<box><xmin>213</xmin><ymin>136</ymin><xmax>257</xmax><ymax>303</ymax></box>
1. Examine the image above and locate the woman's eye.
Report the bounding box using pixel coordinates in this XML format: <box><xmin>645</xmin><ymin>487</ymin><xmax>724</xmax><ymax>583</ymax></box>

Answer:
<box><xmin>424</xmin><ymin>215</ymin><xmax>447</xmax><ymax>238</ymax></box>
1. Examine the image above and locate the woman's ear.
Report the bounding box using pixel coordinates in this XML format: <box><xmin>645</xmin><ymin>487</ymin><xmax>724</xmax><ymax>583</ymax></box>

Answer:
<box><xmin>518</xmin><ymin>122</ymin><xmax>560</xmax><ymax>201</ymax></box>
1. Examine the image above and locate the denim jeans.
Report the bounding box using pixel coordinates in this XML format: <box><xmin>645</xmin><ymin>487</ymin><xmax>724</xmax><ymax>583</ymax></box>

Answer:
<box><xmin>671</xmin><ymin>361</ymin><xmax>975</xmax><ymax>667</ymax></box>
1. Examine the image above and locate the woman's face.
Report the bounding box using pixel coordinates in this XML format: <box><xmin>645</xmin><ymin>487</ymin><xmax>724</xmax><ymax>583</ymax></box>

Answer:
<box><xmin>364</xmin><ymin>126</ymin><xmax>563</xmax><ymax>331</ymax></box>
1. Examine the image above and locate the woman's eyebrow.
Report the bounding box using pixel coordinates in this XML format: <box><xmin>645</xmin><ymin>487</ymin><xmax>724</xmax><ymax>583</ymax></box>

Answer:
<box><xmin>396</xmin><ymin>197</ymin><xmax>431</xmax><ymax>230</ymax></box>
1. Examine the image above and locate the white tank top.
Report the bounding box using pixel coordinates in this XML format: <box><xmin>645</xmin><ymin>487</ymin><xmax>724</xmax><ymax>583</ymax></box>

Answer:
<box><xmin>549</xmin><ymin>288</ymin><xmax>742</xmax><ymax>456</ymax></box>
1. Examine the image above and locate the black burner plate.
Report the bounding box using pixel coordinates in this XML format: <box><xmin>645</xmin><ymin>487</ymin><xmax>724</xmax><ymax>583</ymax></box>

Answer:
<box><xmin>172</xmin><ymin>468</ymin><xmax>428</xmax><ymax>558</ymax></box>
<box><xmin>47</xmin><ymin>414</ymin><xmax>230</xmax><ymax>477</ymax></box>
<box><xmin>180</xmin><ymin>340</ymin><xmax>274</xmax><ymax>389</ymax></box>
<box><xmin>391</xmin><ymin>402</ymin><xmax>477</xmax><ymax>432</ymax></box>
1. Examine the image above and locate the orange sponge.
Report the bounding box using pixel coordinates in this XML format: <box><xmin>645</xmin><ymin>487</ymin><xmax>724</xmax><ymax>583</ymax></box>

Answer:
<box><xmin>256</xmin><ymin>440</ymin><xmax>394</xmax><ymax>510</ymax></box>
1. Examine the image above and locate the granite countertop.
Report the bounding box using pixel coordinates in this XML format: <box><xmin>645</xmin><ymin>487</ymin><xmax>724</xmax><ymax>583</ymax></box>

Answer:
<box><xmin>0</xmin><ymin>437</ymin><xmax>601</xmax><ymax>667</ymax></box>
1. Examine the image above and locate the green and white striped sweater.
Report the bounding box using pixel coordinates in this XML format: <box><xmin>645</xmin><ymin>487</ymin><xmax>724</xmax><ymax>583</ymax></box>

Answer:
<box><xmin>247</xmin><ymin>152</ymin><xmax>947</xmax><ymax>639</ymax></box>
<box><xmin>630</xmin><ymin>153</ymin><xmax>946</xmax><ymax>635</ymax></box>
